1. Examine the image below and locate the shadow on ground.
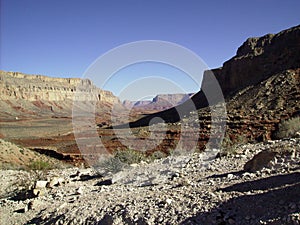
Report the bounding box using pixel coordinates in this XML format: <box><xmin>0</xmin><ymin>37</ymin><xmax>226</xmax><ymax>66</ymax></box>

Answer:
<box><xmin>181</xmin><ymin>172</ymin><xmax>300</xmax><ymax>225</ymax></box>
<box><xmin>24</xmin><ymin>172</ymin><xmax>300</xmax><ymax>225</ymax></box>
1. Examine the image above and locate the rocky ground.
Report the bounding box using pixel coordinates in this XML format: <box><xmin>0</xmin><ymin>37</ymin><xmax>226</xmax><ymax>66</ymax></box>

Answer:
<box><xmin>0</xmin><ymin>138</ymin><xmax>299</xmax><ymax>225</ymax></box>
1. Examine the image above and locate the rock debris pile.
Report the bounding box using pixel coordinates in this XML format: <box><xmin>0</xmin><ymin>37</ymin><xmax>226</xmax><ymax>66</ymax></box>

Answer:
<box><xmin>0</xmin><ymin>138</ymin><xmax>299</xmax><ymax>225</ymax></box>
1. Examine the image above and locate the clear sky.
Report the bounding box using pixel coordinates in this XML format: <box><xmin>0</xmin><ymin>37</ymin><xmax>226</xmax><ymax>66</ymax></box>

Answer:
<box><xmin>1</xmin><ymin>0</ymin><xmax>299</xmax><ymax>100</ymax></box>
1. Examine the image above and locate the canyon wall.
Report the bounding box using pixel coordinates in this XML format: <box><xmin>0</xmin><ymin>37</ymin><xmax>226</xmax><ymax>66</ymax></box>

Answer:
<box><xmin>0</xmin><ymin>71</ymin><xmax>120</xmax><ymax>119</ymax></box>
<box><xmin>125</xmin><ymin>25</ymin><xmax>300</xmax><ymax>128</ymax></box>
<box><xmin>0</xmin><ymin>71</ymin><xmax>119</xmax><ymax>103</ymax></box>
<box><xmin>211</xmin><ymin>24</ymin><xmax>300</xmax><ymax>97</ymax></box>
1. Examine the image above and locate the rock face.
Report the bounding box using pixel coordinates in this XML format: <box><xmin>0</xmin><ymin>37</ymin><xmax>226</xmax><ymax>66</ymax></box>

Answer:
<box><xmin>106</xmin><ymin>25</ymin><xmax>300</xmax><ymax>154</ymax></box>
<box><xmin>125</xmin><ymin>25</ymin><xmax>300</xmax><ymax>128</ymax></box>
<box><xmin>0</xmin><ymin>71</ymin><xmax>120</xmax><ymax>118</ymax></box>
<box><xmin>133</xmin><ymin>100</ymin><xmax>152</xmax><ymax>107</ymax></box>
<box><xmin>122</xmin><ymin>100</ymin><xmax>136</xmax><ymax>108</ymax></box>
<box><xmin>0</xmin><ymin>71</ymin><xmax>118</xmax><ymax>103</ymax></box>
<box><xmin>152</xmin><ymin>94</ymin><xmax>192</xmax><ymax>105</ymax></box>
<box><xmin>212</xmin><ymin>25</ymin><xmax>300</xmax><ymax>97</ymax></box>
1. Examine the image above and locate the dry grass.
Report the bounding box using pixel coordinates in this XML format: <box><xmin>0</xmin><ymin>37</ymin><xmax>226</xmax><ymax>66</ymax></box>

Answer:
<box><xmin>275</xmin><ymin>117</ymin><xmax>300</xmax><ymax>139</ymax></box>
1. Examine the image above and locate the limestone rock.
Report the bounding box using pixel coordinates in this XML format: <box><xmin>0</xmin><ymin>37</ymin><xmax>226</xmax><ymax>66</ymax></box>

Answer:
<box><xmin>33</xmin><ymin>188</ymin><xmax>47</xmax><ymax>197</ymax></box>
<box><xmin>35</xmin><ymin>180</ymin><xmax>48</xmax><ymax>189</ymax></box>
<box><xmin>48</xmin><ymin>177</ymin><xmax>64</xmax><ymax>188</ymax></box>
<box><xmin>152</xmin><ymin>93</ymin><xmax>193</xmax><ymax>106</ymax></box>
<box><xmin>76</xmin><ymin>187</ymin><xmax>84</xmax><ymax>195</ymax></box>
<box><xmin>0</xmin><ymin>71</ymin><xmax>119</xmax><ymax>103</ymax></box>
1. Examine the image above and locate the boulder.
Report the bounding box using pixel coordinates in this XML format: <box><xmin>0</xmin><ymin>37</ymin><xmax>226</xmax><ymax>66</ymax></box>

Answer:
<box><xmin>48</xmin><ymin>177</ymin><xmax>65</xmax><ymax>188</ymax></box>
<box><xmin>33</xmin><ymin>188</ymin><xmax>47</xmax><ymax>197</ymax></box>
<box><xmin>35</xmin><ymin>180</ymin><xmax>48</xmax><ymax>189</ymax></box>
<box><xmin>244</xmin><ymin>150</ymin><xmax>277</xmax><ymax>172</ymax></box>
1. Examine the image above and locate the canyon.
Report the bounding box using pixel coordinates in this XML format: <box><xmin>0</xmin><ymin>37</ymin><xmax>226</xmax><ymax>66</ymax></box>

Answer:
<box><xmin>0</xmin><ymin>25</ymin><xmax>299</xmax><ymax>167</ymax></box>
<box><xmin>0</xmin><ymin>24</ymin><xmax>300</xmax><ymax>225</ymax></box>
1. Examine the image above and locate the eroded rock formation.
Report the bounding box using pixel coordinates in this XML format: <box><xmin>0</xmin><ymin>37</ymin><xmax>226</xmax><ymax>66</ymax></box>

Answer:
<box><xmin>125</xmin><ymin>25</ymin><xmax>300</xmax><ymax>128</ymax></box>
<box><xmin>0</xmin><ymin>71</ymin><xmax>118</xmax><ymax>103</ymax></box>
<box><xmin>0</xmin><ymin>71</ymin><xmax>120</xmax><ymax>118</ymax></box>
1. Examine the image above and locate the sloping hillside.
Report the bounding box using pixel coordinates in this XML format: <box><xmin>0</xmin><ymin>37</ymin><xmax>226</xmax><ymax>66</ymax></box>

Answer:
<box><xmin>122</xmin><ymin>25</ymin><xmax>300</xmax><ymax>131</ymax></box>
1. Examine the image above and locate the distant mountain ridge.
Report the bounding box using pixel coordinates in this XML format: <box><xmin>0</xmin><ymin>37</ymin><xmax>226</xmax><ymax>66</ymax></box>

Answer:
<box><xmin>123</xmin><ymin>93</ymin><xmax>194</xmax><ymax>110</ymax></box>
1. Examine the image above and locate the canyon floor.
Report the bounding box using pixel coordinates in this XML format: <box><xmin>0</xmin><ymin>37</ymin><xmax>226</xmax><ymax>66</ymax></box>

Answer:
<box><xmin>0</xmin><ymin>138</ymin><xmax>299</xmax><ymax>225</ymax></box>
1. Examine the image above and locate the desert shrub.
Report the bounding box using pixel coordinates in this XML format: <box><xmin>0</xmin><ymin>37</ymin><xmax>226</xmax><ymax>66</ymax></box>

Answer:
<box><xmin>2</xmin><ymin>160</ymin><xmax>55</xmax><ymax>199</ymax></box>
<box><xmin>275</xmin><ymin>117</ymin><xmax>300</xmax><ymax>139</ymax></box>
<box><xmin>114</xmin><ymin>148</ymin><xmax>147</xmax><ymax>165</ymax></box>
<box><xmin>220</xmin><ymin>133</ymin><xmax>248</xmax><ymax>156</ymax></box>
<box><xmin>28</xmin><ymin>160</ymin><xmax>52</xmax><ymax>171</ymax></box>
<box><xmin>95</xmin><ymin>156</ymin><xmax>125</xmax><ymax>175</ymax></box>
<box><xmin>2</xmin><ymin>170</ymin><xmax>47</xmax><ymax>200</ymax></box>
<box><xmin>150</xmin><ymin>151</ymin><xmax>167</xmax><ymax>160</ymax></box>
<box><xmin>95</xmin><ymin>149</ymin><xmax>153</xmax><ymax>175</ymax></box>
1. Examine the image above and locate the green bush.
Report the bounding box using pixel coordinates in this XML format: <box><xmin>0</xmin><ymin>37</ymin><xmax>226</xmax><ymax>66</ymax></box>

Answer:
<box><xmin>28</xmin><ymin>160</ymin><xmax>52</xmax><ymax>170</ymax></box>
<box><xmin>96</xmin><ymin>156</ymin><xmax>125</xmax><ymax>174</ymax></box>
<box><xmin>114</xmin><ymin>148</ymin><xmax>147</xmax><ymax>165</ymax></box>
<box><xmin>275</xmin><ymin>117</ymin><xmax>300</xmax><ymax>139</ymax></box>
<box><xmin>150</xmin><ymin>151</ymin><xmax>167</xmax><ymax>160</ymax></box>
<box><xmin>95</xmin><ymin>149</ymin><xmax>147</xmax><ymax>175</ymax></box>
<box><xmin>220</xmin><ymin>133</ymin><xmax>248</xmax><ymax>156</ymax></box>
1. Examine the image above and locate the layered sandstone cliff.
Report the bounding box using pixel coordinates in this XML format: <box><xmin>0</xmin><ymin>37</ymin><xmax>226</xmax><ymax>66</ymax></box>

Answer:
<box><xmin>0</xmin><ymin>71</ymin><xmax>118</xmax><ymax>103</ymax></box>
<box><xmin>0</xmin><ymin>71</ymin><xmax>120</xmax><ymax>118</ymax></box>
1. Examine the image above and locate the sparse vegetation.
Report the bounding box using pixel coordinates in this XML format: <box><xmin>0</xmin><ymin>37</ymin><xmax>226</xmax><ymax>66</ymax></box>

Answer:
<box><xmin>2</xmin><ymin>160</ymin><xmax>54</xmax><ymax>199</ymax></box>
<box><xmin>96</xmin><ymin>156</ymin><xmax>126</xmax><ymax>174</ymax></box>
<box><xmin>114</xmin><ymin>148</ymin><xmax>147</xmax><ymax>165</ymax></box>
<box><xmin>220</xmin><ymin>133</ymin><xmax>248</xmax><ymax>156</ymax></box>
<box><xmin>28</xmin><ymin>160</ymin><xmax>52</xmax><ymax>171</ymax></box>
<box><xmin>275</xmin><ymin>117</ymin><xmax>300</xmax><ymax>139</ymax></box>
<box><xmin>150</xmin><ymin>151</ymin><xmax>167</xmax><ymax>160</ymax></box>
<box><xmin>95</xmin><ymin>149</ymin><xmax>168</xmax><ymax>175</ymax></box>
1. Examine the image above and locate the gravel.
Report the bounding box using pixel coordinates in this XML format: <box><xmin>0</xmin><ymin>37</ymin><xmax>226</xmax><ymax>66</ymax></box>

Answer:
<box><xmin>0</xmin><ymin>138</ymin><xmax>299</xmax><ymax>225</ymax></box>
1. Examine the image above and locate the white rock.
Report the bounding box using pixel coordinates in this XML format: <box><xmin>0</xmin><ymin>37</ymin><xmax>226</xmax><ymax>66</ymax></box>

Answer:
<box><xmin>227</xmin><ymin>174</ymin><xmax>234</xmax><ymax>179</ymax></box>
<box><xmin>242</xmin><ymin>172</ymin><xmax>256</xmax><ymax>178</ymax></box>
<box><xmin>35</xmin><ymin>180</ymin><xmax>48</xmax><ymax>189</ymax></box>
<box><xmin>76</xmin><ymin>187</ymin><xmax>84</xmax><ymax>195</ymax></box>
<box><xmin>48</xmin><ymin>177</ymin><xmax>59</xmax><ymax>187</ymax></box>
<box><xmin>166</xmin><ymin>199</ymin><xmax>172</xmax><ymax>205</ymax></box>
<box><xmin>33</xmin><ymin>188</ymin><xmax>47</xmax><ymax>197</ymax></box>
<box><xmin>48</xmin><ymin>177</ymin><xmax>65</xmax><ymax>188</ymax></box>
<box><xmin>130</xmin><ymin>163</ymin><xmax>139</xmax><ymax>167</ymax></box>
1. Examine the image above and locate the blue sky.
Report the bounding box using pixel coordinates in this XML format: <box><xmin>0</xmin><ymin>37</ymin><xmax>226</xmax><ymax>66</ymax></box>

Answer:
<box><xmin>1</xmin><ymin>0</ymin><xmax>299</xmax><ymax>100</ymax></box>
